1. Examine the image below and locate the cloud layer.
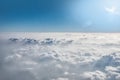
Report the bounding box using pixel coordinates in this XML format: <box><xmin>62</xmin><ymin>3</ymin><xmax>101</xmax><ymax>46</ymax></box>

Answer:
<box><xmin>0</xmin><ymin>33</ymin><xmax>120</xmax><ymax>80</ymax></box>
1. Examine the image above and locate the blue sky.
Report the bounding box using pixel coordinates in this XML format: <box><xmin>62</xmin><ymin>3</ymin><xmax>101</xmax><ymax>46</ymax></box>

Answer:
<box><xmin>0</xmin><ymin>0</ymin><xmax>120</xmax><ymax>32</ymax></box>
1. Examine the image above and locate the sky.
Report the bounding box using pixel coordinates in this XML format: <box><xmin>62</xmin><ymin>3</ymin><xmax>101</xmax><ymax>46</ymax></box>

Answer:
<box><xmin>0</xmin><ymin>0</ymin><xmax>120</xmax><ymax>32</ymax></box>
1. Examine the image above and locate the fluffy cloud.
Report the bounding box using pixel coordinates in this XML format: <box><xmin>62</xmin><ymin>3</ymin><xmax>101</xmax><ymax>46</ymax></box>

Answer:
<box><xmin>81</xmin><ymin>70</ymin><xmax>106</xmax><ymax>80</ymax></box>
<box><xmin>0</xmin><ymin>33</ymin><xmax>120</xmax><ymax>80</ymax></box>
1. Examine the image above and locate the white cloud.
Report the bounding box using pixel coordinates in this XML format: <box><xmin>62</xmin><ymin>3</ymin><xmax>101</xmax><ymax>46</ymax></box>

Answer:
<box><xmin>105</xmin><ymin>66</ymin><xmax>120</xmax><ymax>80</ymax></box>
<box><xmin>105</xmin><ymin>6</ymin><xmax>120</xmax><ymax>15</ymax></box>
<box><xmin>81</xmin><ymin>71</ymin><xmax>106</xmax><ymax>80</ymax></box>
<box><xmin>53</xmin><ymin>78</ymin><xmax>69</xmax><ymax>80</ymax></box>
<box><xmin>0</xmin><ymin>33</ymin><xmax>120</xmax><ymax>80</ymax></box>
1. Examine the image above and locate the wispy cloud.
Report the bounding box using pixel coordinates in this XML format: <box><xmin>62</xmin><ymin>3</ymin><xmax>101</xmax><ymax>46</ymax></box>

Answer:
<box><xmin>105</xmin><ymin>6</ymin><xmax>120</xmax><ymax>15</ymax></box>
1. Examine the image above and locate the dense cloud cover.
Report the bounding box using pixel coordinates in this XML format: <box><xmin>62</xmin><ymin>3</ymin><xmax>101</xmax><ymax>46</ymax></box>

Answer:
<box><xmin>0</xmin><ymin>33</ymin><xmax>120</xmax><ymax>80</ymax></box>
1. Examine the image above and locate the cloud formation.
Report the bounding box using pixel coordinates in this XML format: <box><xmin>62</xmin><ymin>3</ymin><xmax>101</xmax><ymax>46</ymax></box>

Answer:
<box><xmin>0</xmin><ymin>33</ymin><xmax>120</xmax><ymax>80</ymax></box>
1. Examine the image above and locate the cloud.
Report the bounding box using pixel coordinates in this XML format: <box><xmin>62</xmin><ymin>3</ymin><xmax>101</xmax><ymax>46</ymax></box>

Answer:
<box><xmin>105</xmin><ymin>66</ymin><xmax>120</xmax><ymax>80</ymax></box>
<box><xmin>0</xmin><ymin>33</ymin><xmax>120</xmax><ymax>80</ymax></box>
<box><xmin>81</xmin><ymin>70</ymin><xmax>106</xmax><ymax>80</ymax></box>
<box><xmin>105</xmin><ymin>6</ymin><xmax>120</xmax><ymax>15</ymax></box>
<box><xmin>53</xmin><ymin>77</ymin><xmax>69</xmax><ymax>80</ymax></box>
